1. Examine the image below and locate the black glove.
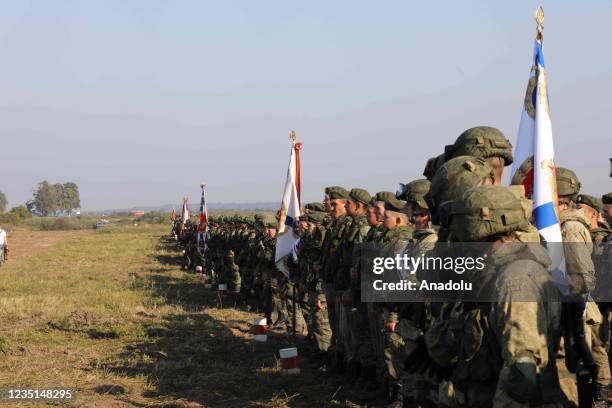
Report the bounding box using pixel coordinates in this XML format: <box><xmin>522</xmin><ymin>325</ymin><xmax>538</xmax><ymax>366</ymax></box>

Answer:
<box><xmin>502</xmin><ymin>357</ymin><xmax>539</xmax><ymax>403</ymax></box>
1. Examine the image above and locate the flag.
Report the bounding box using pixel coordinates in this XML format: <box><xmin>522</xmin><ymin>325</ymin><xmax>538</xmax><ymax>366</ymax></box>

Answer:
<box><xmin>179</xmin><ymin>196</ymin><xmax>189</xmax><ymax>240</ymax></box>
<box><xmin>275</xmin><ymin>139</ymin><xmax>302</xmax><ymax>277</ymax></box>
<box><xmin>181</xmin><ymin>197</ymin><xmax>190</xmax><ymax>224</ymax></box>
<box><xmin>196</xmin><ymin>184</ymin><xmax>209</xmax><ymax>257</ymax></box>
<box><xmin>511</xmin><ymin>9</ymin><xmax>566</xmax><ymax>291</ymax></box>
<box><xmin>171</xmin><ymin>208</ymin><xmax>176</xmax><ymax>222</ymax></box>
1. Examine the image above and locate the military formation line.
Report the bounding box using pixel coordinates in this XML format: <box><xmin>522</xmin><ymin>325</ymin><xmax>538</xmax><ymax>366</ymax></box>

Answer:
<box><xmin>172</xmin><ymin>126</ymin><xmax>612</xmax><ymax>408</ymax></box>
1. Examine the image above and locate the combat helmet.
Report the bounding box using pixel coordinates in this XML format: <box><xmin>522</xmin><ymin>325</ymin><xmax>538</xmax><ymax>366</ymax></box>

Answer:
<box><xmin>397</xmin><ymin>179</ymin><xmax>430</xmax><ymax>209</ymax></box>
<box><xmin>450</xmin><ymin>185</ymin><xmax>530</xmax><ymax>242</ymax></box>
<box><xmin>423</xmin><ymin>152</ymin><xmax>449</xmax><ymax>181</ymax></box>
<box><xmin>449</xmin><ymin>126</ymin><xmax>514</xmax><ymax>165</ymax></box>
<box><xmin>426</xmin><ymin>156</ymin><xmax>495</xmax><ymax>212</ymax></box>
<box><xmin>555</xmin><ymin>167</ymin><xmax>581</xmax><ymax>200</ymax></box>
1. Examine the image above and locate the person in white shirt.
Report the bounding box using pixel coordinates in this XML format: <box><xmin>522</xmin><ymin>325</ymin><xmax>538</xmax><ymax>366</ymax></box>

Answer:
<box><xmin>0</xmin><ymin>225</ymin><xmax>7</xmax><ymax>265</ymax></box>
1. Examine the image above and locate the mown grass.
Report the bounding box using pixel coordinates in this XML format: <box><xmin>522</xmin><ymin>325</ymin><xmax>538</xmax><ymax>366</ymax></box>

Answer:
<box><xmin>0</xmin><ymin>225</ymin><xmax>364</xmax><ymax>407</ymax></box>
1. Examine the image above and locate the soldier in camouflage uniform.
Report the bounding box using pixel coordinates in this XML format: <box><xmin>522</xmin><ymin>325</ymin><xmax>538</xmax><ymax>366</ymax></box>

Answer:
<box><xmin>383</xmin><ymin>179</ymin><xmax>439</xmax><ymax>406</ymax></box>
<box><xmin>182</xmin><ymin>221</ymin><xmax>200</xmax><ymax>271</ymax></box>
<box><xmin>338</xmin><ymin>188</ymin><xmax>372</xmax><ymax>381</ymax></box>
<box><xmin>257</xmin><ymin>219</ymin><xmax>281</xmax><ymax>326</ymax></box>
<box><xmin>402</xmin><ymin>156</ymin><xmax>498</xmax><ymax>407</ymax></box>
<box><xmin>578</xmin><ymin>194</ymin><xmax>612</xmax><ymax>368</ymax></box>
<box><xmin>442</xmin><ymin>185</ymin><xmax>565</xmax><ymax>407</ymax></box>
<box><xmin>225</xmin><ymin>249</ymin><xmax>241</xmax><ymax>293</ymax></box>
<box><xmin>299</xmin><ymin>211</ymin><xmax>333</xmax><ymax>360</ymax></box>
<box><xmin>555</xmin><ymin>168</ymin><xmax>610</xmax><ymax>406</ymax></box>
<box><xmin>379</xmin><ymin>195</ymin><xmax>414</xmax><ymax>405</ymax></box>
<box><xmin>282</xmin><ymin>216</ymin><xmax>307</xmax><ymax>335</ymax></box>
<box><xmin>360</xmin><ymin>191</ymin><xmax>396</xmax><ymax>395</ymax></box>
<box><xmin>299</xmin><ymin>204</ymin><xmax>334</xmax><ymax>367</ymax></box>
<box><xmin>236</xmin><ymin>218</ymin><xmax>256</xmax><ymax>305</ymax></box>
<box><xmin>321</xmin><ymin>186</ymin><xmax>353</xmax><ymax>373</ymax></box>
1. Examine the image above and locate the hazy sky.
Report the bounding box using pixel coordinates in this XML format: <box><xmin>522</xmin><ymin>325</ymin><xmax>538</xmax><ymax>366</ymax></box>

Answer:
<box><xmin>2</xmin><ymin>1</ymin><xmax>611</xmax><ymax>211</ymax></box>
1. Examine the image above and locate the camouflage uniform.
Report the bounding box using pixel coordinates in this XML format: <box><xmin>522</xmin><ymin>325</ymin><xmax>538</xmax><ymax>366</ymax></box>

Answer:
<box><xmin>578</xmin><ymin>196</ymin><xmax>612</xmax><ymax>359</ymax></box>
<box><xmin>321</xmin><ymin>186</ymin><xmax>352</xmax><ymax>363</ymax></box>
<box><xmin>361</xmin><ymin>192</ymin><xmax>396</xmax><ymax>387</ymax></box>
<box><xmin>555</xmin><ymin>169</ymin><xmax>611</xmax><ymax>405</ymax></box>
<box><xmin>259</xmin><ymin>230</ymin><xmax>281</xmax><ymax>324</ymax></box>
<box><xmin>409</xmin><ymin>157</ymin><xmax>499</xmax><ymax>407</ymax></box>
<box><xmin>435</xmin><ymin>186</ymin><xmax>565</xmax><ymax>407</ymax></box>
<box><xmin>301</xmin><ymin>212</ymin><xmax>332</xmax><ymax>354</ymax></box>
<box><xmin>378</xmin><ymin>196</ymin><xmax>414</xmax><ymax>401</ymax></box>
<box><xmin>338</xmin><ymin>188</ymin><xmax>372</xmax><ymax>379</ymax></box>
<box><xmin>224</xmin><ymin>250</ymin><xmax>241</xmax><ymax>293</ymax></box>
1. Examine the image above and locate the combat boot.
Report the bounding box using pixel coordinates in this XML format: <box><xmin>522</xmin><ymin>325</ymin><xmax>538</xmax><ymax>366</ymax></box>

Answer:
<box><xmin>593</xmin><ymin>383</ymin><xmax>609</xmax><ymax>408</ymax></box>
<box><xmin>271</xmin><ymin>315</ymin><xmax>287</xmax><ymax>330</ymax></box>
<box><xmin>384</xmin><ymin>382</ymin><xmax>402</xmax><ymax>408</ymax></box>
<box><xmin>318</xmin><ymin>351</ymin><xmax>332</xmax><ymax>373</ymax></box>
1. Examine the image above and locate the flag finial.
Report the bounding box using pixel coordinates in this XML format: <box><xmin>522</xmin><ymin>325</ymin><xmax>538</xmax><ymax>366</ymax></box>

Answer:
<box><xmin>535</xmin><ymin>7</ymin><xmax>544</xmax><ymax>41</ymax></box>
<box><xmin>289</xmin><ymin>130</ymin><xmax>297</xmax><ymax>143</ymax></box>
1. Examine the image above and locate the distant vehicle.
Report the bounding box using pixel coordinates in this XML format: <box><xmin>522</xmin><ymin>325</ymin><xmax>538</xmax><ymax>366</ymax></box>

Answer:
<box><xmin>93</xmin><ymin>219</ymin><xmax>109</xmax><ymax>229</ymax></box>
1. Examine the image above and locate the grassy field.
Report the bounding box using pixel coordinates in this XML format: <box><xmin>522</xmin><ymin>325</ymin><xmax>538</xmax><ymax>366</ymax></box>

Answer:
<box><xmin>0</xmin><ymin>225</ymin><xmax>365</xmax><ymax>407</ymax></box>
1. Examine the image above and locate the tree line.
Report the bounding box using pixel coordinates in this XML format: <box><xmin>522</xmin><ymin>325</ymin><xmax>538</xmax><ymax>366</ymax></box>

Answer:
<box><xmin>27</xmin><ymin>181</ymin><xmax>81</xmax><ymax>216</ymax></box>
<box><xmin>0</xmin><ymin>181</ymin><xmax>81</xmax><ymax>218</ymax></box>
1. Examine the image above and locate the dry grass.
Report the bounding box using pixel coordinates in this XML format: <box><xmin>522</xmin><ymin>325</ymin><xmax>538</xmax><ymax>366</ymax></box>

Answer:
<box><xmin>0</xmin><ymin>225</ymin><xmax>368</xmax><ymax>407</ymax></box>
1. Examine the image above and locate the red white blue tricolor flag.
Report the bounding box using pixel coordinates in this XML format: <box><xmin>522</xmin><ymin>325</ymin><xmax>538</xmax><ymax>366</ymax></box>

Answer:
<box><xmin>197</xmin><ymin>184</ymin><xmax>208</xmax><ymax>257</ymax></box>
<box><xmin>511</xmin><ymin>10</ymin><xmax>566</xmax><ymax>291</ymax></box>
<box><xmin>275</xmin><ymin>137</ymin><xmax>302</xmax><ymax>277</ymax></box>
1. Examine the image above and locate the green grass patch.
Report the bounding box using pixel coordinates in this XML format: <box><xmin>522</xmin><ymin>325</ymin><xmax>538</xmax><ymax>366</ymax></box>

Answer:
<box><xmin>0</xmin><ymin>224</ymin><xmax>367</xmax><ymax>407</ymax></box>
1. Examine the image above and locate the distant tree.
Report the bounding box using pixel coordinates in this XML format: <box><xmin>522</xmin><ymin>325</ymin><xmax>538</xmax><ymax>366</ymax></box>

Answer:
<box><xmin>9</xmin><ymin>205</ymin><xmax>30</xmax><ymax>221</ymax></box>
<box><xmin>62</xmin><ymin>182</ymin><xmax>81</xmax><ymax>213</ymax></box>
<box><xmin>32</xmin><ymin>181</ymin><xmax>59</xmax><ymax>216</ymax></box>
<box><xmin>53</xmin><ymin>183</ymin><xmax>65</xmax><ymax>213</ymax></box>
<box><xmin>0</xmin><ymin>191</ymin><xmax>7</xmax><ymax>212</ymax></box>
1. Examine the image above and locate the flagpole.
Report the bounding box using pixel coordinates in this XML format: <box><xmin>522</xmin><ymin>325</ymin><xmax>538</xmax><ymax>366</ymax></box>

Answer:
<box><xmin>289</xmin><ymin>130</ymin><xmax>301</xmax><ymax>339</ymax></box>
<box><xmin>535</xmin><ymin>6</ymin><xmax>544</xmax><ymax>43</ymax></box>
<box><xmin>290</xmin><ymin>131</ymin><xmax>303</xmax><ymax>208</ymax></box>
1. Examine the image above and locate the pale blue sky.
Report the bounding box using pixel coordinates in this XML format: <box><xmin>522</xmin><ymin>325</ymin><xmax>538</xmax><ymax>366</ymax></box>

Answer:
<box><xmin>1</xmin><ymin>1</ymin><xmax>611</xmax><ymax>210</ymax></box>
